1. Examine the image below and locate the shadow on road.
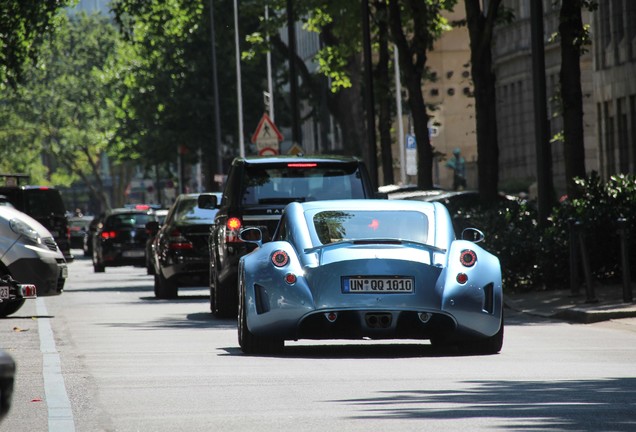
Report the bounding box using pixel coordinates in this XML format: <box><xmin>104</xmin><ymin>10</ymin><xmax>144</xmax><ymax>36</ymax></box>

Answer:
<box><xmin>332</xmin><ymin>377</ymin><xmax>636</xmax><ymax>431</ymax></box>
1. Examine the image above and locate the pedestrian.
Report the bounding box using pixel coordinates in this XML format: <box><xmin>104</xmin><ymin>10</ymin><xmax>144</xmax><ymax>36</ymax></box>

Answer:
<box><xmin>446</xmin><ymin>148</ymin><xmax>466</xmax><ymax>190</ymax></box>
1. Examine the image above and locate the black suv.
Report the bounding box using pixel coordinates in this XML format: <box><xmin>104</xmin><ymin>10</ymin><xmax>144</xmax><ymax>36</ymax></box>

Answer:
<box><xmin>92</xmin><ymin>208</ymin><xmax>156</xmax><ymax>272</ymax></box>
<box><xmin>205</xmin><ymin>155</ymin><xmax>378</xmax><ymax>317</ymax></box>
<box><xmin>0</xmin><ymin>179</ymin><xmax>72</xmax><ymax>262</ymax></box>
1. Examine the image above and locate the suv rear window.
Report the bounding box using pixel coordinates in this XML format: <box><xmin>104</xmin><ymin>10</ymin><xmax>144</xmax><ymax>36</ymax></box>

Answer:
<box><xmin>24</xmin><ymin>189</ymin><xmax>67</xmax><ymax>217</ymax></box>
<box><xmin>242</xmin><ymin>164</ymin><xmax>365</xmax><ymax>205</ymax></box>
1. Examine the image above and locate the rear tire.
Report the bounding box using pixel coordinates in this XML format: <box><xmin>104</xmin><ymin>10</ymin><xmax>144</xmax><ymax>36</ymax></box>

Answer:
<box><xmin>0</xmin><ymin>299</ymin><xmax>26</xmax><ymax>318</ymax></box>
<box><xmin>212</xmin><ymin>267</ymin><xmax>238</xmax><ymax>318</ymax></box>
<box><xmin>155</xmin><ymin>271</ymin><xmax>178</xmax><ymax>299</ymax></box>
<box><xmin>238</xmin><ymin>274</ymin><xmax>283</xmax><ymax>355</ymax></box>
<box><xmin>460</xmin><ymin>315</ymin><xmax>504</xmax><ymax>355</ymax></box>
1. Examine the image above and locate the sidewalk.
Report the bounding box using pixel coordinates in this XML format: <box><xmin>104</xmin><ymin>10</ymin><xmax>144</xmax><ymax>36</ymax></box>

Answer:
<box><xmin>504</xmin><ymin>283</ymin><xmax>636</xmax><ymax>324</ymax></box>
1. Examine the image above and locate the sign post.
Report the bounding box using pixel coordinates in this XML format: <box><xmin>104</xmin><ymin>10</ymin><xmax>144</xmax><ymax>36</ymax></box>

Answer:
<box><xmin>251</xmin><ymin>113</ymin><xmax>283</xmax><ymax>155</ymax></box>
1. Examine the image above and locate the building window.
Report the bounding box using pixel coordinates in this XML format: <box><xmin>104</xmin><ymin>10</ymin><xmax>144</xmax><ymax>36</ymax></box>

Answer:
<box><xmin>618</xmin><ymin>97</ymin><xmax>629</xmax><ymax>172</ymax></box>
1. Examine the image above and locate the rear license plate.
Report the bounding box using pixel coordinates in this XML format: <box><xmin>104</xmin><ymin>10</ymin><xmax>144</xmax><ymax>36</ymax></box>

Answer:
<box><xmin>0</xmin><ymin>286</ymin><xmax>9</xmax><ymax>299</ymax></box>
<box><xmin>342</xmin><ymin>277</ymin><xmax>414</xmax><ymax>293</ymax></box>
<box><xmin>122</xmin><ymin>250</ymin><xmax>144</xmax><ymax>258</ymax></box>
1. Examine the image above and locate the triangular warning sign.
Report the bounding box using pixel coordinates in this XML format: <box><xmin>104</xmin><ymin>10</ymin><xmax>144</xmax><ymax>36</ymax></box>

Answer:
<box><xmin>251</xmin><ymin>113</ymin><xmax>284</xmax><ymax>145</ymax></box>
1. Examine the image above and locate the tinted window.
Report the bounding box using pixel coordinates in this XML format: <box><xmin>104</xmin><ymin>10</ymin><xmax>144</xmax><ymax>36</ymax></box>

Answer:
<box><xmin>24</xmin><ymin>189</ymin><xmax>66</xmax><ymax>216</ymax></box>
<box><xmin>174</xmin><ymin>198</ymin><xmax>216</xmax><ymax>223</ymax></box>
<box><xmin>242</xmin><ymin>164</ymin><xmax>365</xmax><ymax>205</ymax></box>
<box><xmin>312</xmin><ymin>210</ymin><xmax>428</xmax><ymax>245</ymax></box>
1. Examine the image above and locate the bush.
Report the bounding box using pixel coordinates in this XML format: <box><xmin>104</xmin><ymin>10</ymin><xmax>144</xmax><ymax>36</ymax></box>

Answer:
<box><xmin>450</xmin><ymin>173</ymin><xmax>636</xmax><ymax>292</ymax></box>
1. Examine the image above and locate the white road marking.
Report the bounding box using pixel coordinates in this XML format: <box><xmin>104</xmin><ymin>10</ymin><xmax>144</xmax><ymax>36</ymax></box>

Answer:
<box><xmin>36</xmin><ymin>298</ymin><xmax>76</xmax><ymax>432</ymax></box>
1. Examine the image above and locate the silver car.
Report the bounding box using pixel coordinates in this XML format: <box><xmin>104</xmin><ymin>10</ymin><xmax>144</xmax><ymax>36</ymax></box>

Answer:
<box><xmin>0</xmin><ymin>207</ymin><xmax>67</xmax><ymax>317</ymax></box>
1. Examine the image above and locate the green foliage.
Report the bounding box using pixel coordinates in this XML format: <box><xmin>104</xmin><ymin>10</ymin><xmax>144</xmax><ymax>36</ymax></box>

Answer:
<box><xmin>545</xmin><ymin>173</ymin><xmax>636</xmax><ymax>284</ymax></box>
<box><xmin>449</xmin><ymin>173</ymin><xmax>636</xmax><ymax>292</ymax></box>
<box><xmin>0</xmin><ymin>12</ymin><xmax>124</xmax><ymax>190</ymax></box>
<box><xmin>0</xmin><ymin>0</ymin><xmax>74</xmax><ymax>88</ymax></box>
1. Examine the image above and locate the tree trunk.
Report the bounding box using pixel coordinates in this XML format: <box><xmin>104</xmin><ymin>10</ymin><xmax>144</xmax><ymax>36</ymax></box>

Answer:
<box><xmin>387</xmin><ymin>0</ymin><xmax>433</xmax><ymax>189</ymax></box>
<box><xmin>559</xmin><ymin>0</ymin><xmax>587</xmax><ymax>197</ymax></box>
<box><xmin>464</xmin><ymin>0</ymin><xmax>501</xmax><ymax>204</ymax></box>
<box><xmin>374</xmin><ymin>0</ymin><xmax>394</xmax><ymax>185</ymax></box>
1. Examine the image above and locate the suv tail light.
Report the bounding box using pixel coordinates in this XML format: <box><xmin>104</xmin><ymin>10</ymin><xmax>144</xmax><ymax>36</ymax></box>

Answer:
<box><xmin>226</xmin><ymin>217</ymin><xmax>242</xmax><ymax>243</ymax></box>
<box><xmin>169</xmin><ymin>229</ymin><xmax>193</xmax><ymax>250</ymax></box>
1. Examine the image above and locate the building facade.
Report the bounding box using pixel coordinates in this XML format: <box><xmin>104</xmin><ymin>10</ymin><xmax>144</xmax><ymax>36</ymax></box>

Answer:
<box><xmin>493</xmin><ymin>0</ymin><xmax>636</xmax><ymax>197</ymax></box>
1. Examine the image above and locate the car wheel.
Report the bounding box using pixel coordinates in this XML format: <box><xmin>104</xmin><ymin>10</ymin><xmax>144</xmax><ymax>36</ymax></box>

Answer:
<box><xmin>0</xmin><ymin>299</ymin><xmax>26</xmax><ymax>318</ymax></box>
<box><xmin>460</xmin><ymin>315</ymin><xmax>504</xmax><ymax>355</ymax></box>
<box><xmin>238</xmin><ymin>273</ymin><xmax>283</xmax><ymax>355</ymax></box>
<box><xmin>155</xmin><ymin>270</ymin><xmax>178</xmax><ymax>299</ymax></box>
<box><xmin>212</xmin><ymin>267</ymin><xmax>238</xmax><ymax>318</ymax></box>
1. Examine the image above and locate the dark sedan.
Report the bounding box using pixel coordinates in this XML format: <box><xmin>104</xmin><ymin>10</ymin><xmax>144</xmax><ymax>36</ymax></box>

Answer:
<box><xmin>149</xmin><ymin>193</ymin><xmax>218</xmax><ymax>299</ymax></box>
<box><xmin>92</xmin><ymin>208</ymin><xmax>156</xmax><ymax>272</ymax></box>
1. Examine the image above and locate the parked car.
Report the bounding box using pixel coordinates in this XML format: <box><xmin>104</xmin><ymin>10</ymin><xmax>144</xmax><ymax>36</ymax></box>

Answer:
<box><xmin>0</xmin><ymin>178</ymin><xmax>72</xmax><ymax>261</ymax></box>
<box><xmin>205</xmin><ymin>155</ymin><xmax>380</xmax><ymax>317</ymax></box>
<box><xmin>68</xmin><ymin>215</ymin><xmax>93</xmax><ymax>250</ymax></box>
<box><xmin>0</xmin><ymin>206</ymin><xmax>66</xmax><ymax>317</ymax></box>
<box><xmin>92</xmin><ymin>208</ymin><xmax>157</xmax><ymax>272</ymax></box>
<box><xmin>148</xmin><ymin>193</ymin><xmax>219</xmax><ymax>299</ymax></box>
<box><xmin>236</xmin><ymin>199</ymin><xmax>503</xmax><ymax>355</ymax></box>
<box><xmin>0</xmin><ymin>350</ymin><xmax>15</xmax><ymax>422</ymax></box>
<box><xmin>144</xmin><ymin>208</ymin><xmax>169</xmax><ymax>275</ymax></box>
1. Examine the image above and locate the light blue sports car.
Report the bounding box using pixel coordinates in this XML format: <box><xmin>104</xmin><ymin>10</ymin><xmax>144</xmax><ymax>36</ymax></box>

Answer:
<box><xmin>237</xmin><ymin>199</ymin><xmax>503</xmax><ymax>355</ymax></box>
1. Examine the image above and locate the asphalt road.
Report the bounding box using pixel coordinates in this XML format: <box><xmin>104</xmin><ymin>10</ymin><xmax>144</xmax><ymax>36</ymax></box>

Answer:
<box><xmin>1</xmin><ymin>253</ymin><xmax>636</xmax><ymax>432</ymax></box>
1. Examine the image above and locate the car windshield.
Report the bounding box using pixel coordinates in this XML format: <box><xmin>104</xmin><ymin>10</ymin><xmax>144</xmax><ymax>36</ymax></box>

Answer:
<box><xmin>174</xmin><ymin>198</ymin><xmax>216</xmax><ymax>223</ymax></box>
<box><xmin>241</xmin><ymin>164</ymin><xmax>365</xmax><ymax>205</ymax></box>
<box><xmin>312</xmin><ymin>210</ymin><xmax>428</xmax><ymax>245</ymax></box>
<box><xmin>107</xmin><ymin>213</ymin><xmax>154</xmax><ymax>228</ymax></box>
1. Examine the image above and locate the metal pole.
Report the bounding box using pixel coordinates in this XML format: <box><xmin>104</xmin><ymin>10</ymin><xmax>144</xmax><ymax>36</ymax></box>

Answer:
<box><xmin>287</xmin><ymin>0</ymin><xmax>301</xmax><ymax>146</ymax></box>
<box><xmin>209</xmin><ymin>0</ymin><xmax>223</xmax><ymax>183</ymax></box>
<box><xmin>568</xmin><ymin>218</ymin><xmax>580</xmax><ymax>296</ymax></box>
<box><xmin>266</xmin><ymin>6</ymin><xmax>274</xmax><ymax>122</ymax></box>
<box><xmin>233</xmin><ymin>0</ymin><xmax>245</xmax><ymax>157</ymax></box>
<box><xmin>394</xmin><ymin>44</ymin><xmax>405</xmax><ymax>185</ymax></box>
<box><xmin>617</xmin><ymin>218</ymin><xmax>633</xmax><ymax>303</ymax></box>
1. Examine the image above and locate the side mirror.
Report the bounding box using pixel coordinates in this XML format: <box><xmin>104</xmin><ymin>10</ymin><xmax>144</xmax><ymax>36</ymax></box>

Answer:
<box><xmin>145</xmin><ymin>221</ymin><xmax>160</xmax><ymax>235</ymax></box>
<box><xmin>197</xmin><ymin>193</ymin><xmax>218</xmax><ymax>209</ymax></box>
<box><xmin>239</xmin><ymin>227</ymin><xmax>263</xmax><ymax>248</ymax></box>
<box><xmin>461</xmin><ymin>227</ymin><xmax>484</xmax><ymax>243</ymax></box>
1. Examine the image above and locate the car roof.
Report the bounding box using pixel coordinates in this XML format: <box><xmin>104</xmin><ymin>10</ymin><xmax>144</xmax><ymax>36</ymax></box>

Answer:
<box><xmin>106</xmin><ymin>207</ymin><xmax>154</xmax><ymax>215</ymax></box>
<box><xmin>297</xmin><ymin>199</ymin><xmax>440</xmax><ymax>213</ymax></box>
<box><xmin>234</xmin><ymin>155</ymin><xmax>363</xmax><ymax>166</ymax></box>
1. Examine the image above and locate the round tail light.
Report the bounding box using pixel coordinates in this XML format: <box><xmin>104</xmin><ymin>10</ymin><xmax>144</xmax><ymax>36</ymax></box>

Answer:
<box><xmin>459</xmin><ymin>249</ymin><xmax>477</xmax><ymax>267</ymax></box>
<box><xmin>271</xmin><ymin>250</ymin><xmax>289</xmax><ymax>267</ymax></box>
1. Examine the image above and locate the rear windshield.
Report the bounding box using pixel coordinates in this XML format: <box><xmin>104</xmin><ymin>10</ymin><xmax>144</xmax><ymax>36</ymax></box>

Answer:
<box><xmin>24</xmin><ymin>189</ymin><xmax>66</xmax><ymax>217</ymax></box>
<box><xmin>173</xmin><ymin>197</ymin><xmax>217</xmax><ymax>223</ymax></box>
<box><xmin>312</xmin><ymin>210</ymin><xmax>428</xmax><ymax>245</ymax></box>
<box><xmin>242</xmin><ymin>164</ymin><xmax>366</xmax><ymax>205</ymax></box>
<box><xmin>105</xmin><ymin>213</ymin><xmax>155</xmax><ymax>228</ymax></box>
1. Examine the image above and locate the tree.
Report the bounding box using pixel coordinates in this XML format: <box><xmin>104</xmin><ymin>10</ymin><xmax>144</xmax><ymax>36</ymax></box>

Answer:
<box><xmin>0</xmin><ymin>1</ymin><xmax>73</xmax><ymax>88</ymax></box>
<box><xmin>0</xmin><ymin>12</ymin><xmax>132</xmax><ymax>210</ymax></box>
<box><xmin>388</xmin><ymin>0</ymin><xmax>455</xmax><ymax>189</ymax></box>
<box><xmin>111</xmin><ymin>0</ymin><xmax>269</xmax><ymax>189</ymax></box>
<box><xmin>558</xmin><ymin>0</ymin><xmax>596</xmax><ymax>197</ymax></box>
<box><xmin>463</xmin><ymin>0</ymin><xmax>502</xmax><ymax>203</ymax></box>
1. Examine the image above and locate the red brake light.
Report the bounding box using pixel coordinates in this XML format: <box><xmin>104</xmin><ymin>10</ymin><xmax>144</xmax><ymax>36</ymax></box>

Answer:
<box><xmin>285</xmin><ymin>273</ymin><xmax>297</xmax><ymax>284</ymax></box>
<box><xmin>287</xmin><ymin>163</ymin><xmax>317</xmax><ymax>168</ymax></box>
<box><xmin>456</xmin><ymin>273</ymin><xmax>468</xmax><ymax>284</ymax></box>
<box><xmin>168</xmin><ymin>229</ymin><xmax>193</xmax><ymax>250</ymax></box>
<box><xmin>459</xmin><ymin>249</ymin><xmax>477</xmax><ymax>267</ymax></box>
<box><xmin>135</xmin><ymin>204</ymin><xmax>150</xmax><ymax>210</ymax></box>
<box><xmin>271</xmin><ymin>250</ymin><xmax>289</xmax><ymax>267</ymax></box>
<box><xmin>100</xmin><ymin>230</ymin><xmax>117</xmax><ymax>239</ymax></box>
<box><xmin>227</xmin><ymin>217</ymin><xmax>242</xmax><ymax>230</ymax></box>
